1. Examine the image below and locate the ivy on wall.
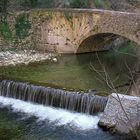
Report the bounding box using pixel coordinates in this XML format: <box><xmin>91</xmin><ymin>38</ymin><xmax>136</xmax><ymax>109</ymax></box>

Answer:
<box><xmin>70</xmin><ymin>0</ymin><xmax>88</xmax><ymax>8</ymax></box>
<box><xmin>0</xmin><ymin>0</ymin><xmax>8</xmax><ymax>13</ymax></box>
<box><xmin>94</xmin><ymin>0</ymin><xmax>110</xmax><ymax>9</ymax></box>
<box><xmin>0</xmin><ymin>14</ymin><xmax>13</xmax><ymax>41</ymax></box>
<box><xmin>22</xmin><ymin>0</ymin><xmax>38</xmax><ymax>9</ymax></box>
<box><xmin>15</xmin><ymin>13</ymin><xmax>31</xmax><ymax>39</ymax></box>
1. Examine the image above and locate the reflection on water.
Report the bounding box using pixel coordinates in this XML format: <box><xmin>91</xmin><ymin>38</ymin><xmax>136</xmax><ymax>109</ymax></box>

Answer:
<box><xmin>0</xmin><ymin>42</ymin><xmax>138</xmax><ymax>140</ymax></box>
<box><xmin>0</xmin><ymin>42</ymin><xmax>138</xmax><ymax>93</ymax></box>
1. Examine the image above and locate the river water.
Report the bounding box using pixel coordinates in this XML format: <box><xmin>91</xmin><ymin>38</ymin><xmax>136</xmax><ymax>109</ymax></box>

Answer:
<box><xmin>0</xmin><ymin>42</ymin><xmax>138</xmax><ymax>140</ymax></box>
<box><xmin>0</xmin><ymin>42</ymin><xmax>138</xmax><ymax>93</ymax></box>
<box><xmin>0</xmin><ymin>96</ymin><xmax>131</xmax><ymax>140</ymax></box>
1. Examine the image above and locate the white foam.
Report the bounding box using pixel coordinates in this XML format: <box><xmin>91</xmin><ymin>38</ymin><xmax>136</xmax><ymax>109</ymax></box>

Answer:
<box><xmin>0</xmin><ymin>96</ymin><xmax>100</xmax><ymax>130</ymax></box>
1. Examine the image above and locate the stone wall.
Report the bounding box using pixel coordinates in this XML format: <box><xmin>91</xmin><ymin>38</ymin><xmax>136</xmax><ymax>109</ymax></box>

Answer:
<box><xmin>0</xmin><ymin>9</ymin><xmax>140</xmax><ymax>53</ymax></box>
<box><xmin>26</xmin><ymin>9</ymin><xmax>140</xmax><ymax>53</ymax></box>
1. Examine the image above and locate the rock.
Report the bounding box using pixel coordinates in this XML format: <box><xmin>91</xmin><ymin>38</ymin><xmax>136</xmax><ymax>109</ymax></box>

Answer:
<box><xmin>98</xmin><ymin>121</ymin><xmax>116</xmax><ymax>131</ymax></box>
<box><xmin>88</xmin><ymin>89</ymin><xmax>97</xmax><ymax>94</ymax></box>
<box><xmin>52</xmin><ymin>58</ymin><xmax>57</xmax><ymax>62</ymax></box>
<box><xmin>0</xmin><ymin>50</ymin><xmax>57</xmax><ymax>66</ymax></box>
<box><xmin>99</xmin><ymin>93</ymin><xmax>140</xmax><ymax>134</ymax></box>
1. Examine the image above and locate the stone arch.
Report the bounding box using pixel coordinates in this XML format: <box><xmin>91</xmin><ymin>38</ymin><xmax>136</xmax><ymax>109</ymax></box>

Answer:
<box><xmin>76</xmin><ymin>31</ymin><xmax>140</xmax><ymax>53</ymax></box>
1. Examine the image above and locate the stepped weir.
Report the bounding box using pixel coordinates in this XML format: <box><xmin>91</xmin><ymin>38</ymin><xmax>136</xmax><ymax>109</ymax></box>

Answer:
<box><xmin>0</xmin><ymin>80</ymin><xmax>108</xmax><ymax>115</ymax></box>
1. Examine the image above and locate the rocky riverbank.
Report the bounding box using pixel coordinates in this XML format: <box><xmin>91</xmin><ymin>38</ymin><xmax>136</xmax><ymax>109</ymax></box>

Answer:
<box><xmin>0</xmin><ymin>50</ymin><xmax>57</xmax><ymax>66</ymax></box>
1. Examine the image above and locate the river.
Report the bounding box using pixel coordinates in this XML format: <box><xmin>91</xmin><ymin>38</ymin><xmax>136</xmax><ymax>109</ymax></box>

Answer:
<box><xmin>0</xmin><ymin>42</ymin><xmax>138</xmax><ymax>140</ymax></box>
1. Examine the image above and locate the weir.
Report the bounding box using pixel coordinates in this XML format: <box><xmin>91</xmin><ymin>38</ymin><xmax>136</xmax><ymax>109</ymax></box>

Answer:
<box><xmin>0</xmin><ymin>80</ymin><xmax>108</xmax><ymax>115</ymax></box>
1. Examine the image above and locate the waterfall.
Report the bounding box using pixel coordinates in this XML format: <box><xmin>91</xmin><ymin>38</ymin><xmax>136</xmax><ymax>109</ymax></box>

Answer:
<box><xmin>0</xmin><ymin>80</ymin><xmax>108</xmax><ymax>115</ymax></box>
<box><xmin>0</xmin><ymin>96</ymin><xmax>100</xmax><ymax>130</ymax></box>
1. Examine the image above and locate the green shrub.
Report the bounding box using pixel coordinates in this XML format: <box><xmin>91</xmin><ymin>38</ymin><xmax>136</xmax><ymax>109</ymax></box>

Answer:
<box><xmin>70</xmin><ymin>0</ymin><xmax>88</xmax><ymax>8</ymax></box>
<box><xmin>22</xmin><ymin>0</ymin><xmax>38</xmax><ymax>8</ymax></box>
<box><xmin>15</xmin><ymin>13</ymin><xmax>31</xmax><ymax>39</ymax></box>
<box><xmin>0</xmin><ymin>20</ymin><xmax>12</xmax><ymax>41</ymax></box>
<box><xmin>93</xmin><ymin>0</ymin><xmax>109</xmax><ymax>8</ymax></box>
<box><xmin>0</xmin><ymin>0</ymin><xmax>8</xmax><ymax>12</ymax></box>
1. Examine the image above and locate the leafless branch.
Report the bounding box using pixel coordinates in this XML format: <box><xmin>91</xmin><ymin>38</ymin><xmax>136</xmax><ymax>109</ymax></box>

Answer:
<box><xmin>90</xmin><ymin>52</ymin><xmax>140</xmax><ymax>140</ymax></box>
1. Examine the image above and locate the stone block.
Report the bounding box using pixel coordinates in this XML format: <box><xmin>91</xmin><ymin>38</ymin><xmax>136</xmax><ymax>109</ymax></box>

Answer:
<box><xmin>99</xmin><ymin>93</ymin><xmax>140</xmax><ymax>134</ymax></box>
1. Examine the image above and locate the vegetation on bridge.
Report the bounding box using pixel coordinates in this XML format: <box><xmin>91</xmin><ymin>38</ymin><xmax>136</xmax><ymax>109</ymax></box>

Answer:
<box><xmin>0</xmin><ymin>16</ymin><xmax>12</xmax><ymax>41</ymax></box>
<box><xmin>15</xmin><ymin>13</ymin><xmax>31</xmax><ymax>39</ymax></box>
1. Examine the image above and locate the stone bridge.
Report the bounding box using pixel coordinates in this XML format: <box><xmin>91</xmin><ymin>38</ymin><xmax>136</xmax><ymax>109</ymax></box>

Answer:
<box><xmin>29</xmin><ymin>9</ymin><xmax>140</xmax><ymax>53</ymax></box>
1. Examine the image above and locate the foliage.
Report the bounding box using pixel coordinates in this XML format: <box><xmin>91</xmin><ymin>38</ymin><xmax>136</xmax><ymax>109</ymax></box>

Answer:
<box><xmin>70</xmin><ymin>0</ymin><xmax>88</xmax><ymax>8</ymax></box>
<box><xmin>0</xmin><ymin>15</ymin><xmax>12</xmax><ymax>41</ymax></box>
<box><xmin>64</xmin><ymin>12</ymin><xmax>73</xmax><ymax>22</ymax></box>
<box><xmin>0</xmin><ymin>0</ymin><xmax>8</xmax><ymax>12</ymax></box>
<box><xmin>127</xmin><ymin>0</ymin><xmax>140</xmax><ymax>7</ymax></box>
<box><xmin>93</xmin><ymin>0</ymin><xmax>109</xmax><ymax>8</ymax></box>
<box><xmin>15</xmin><ymin>13</ymin><xmax>31</xmax><ymax>39</ymax></box>
<box><xmin>64</xmin><ymin>12</ymin><xmax>73</xmax><ymax>28</ymax></box>
<box><xmin>37</xmin><ymin>0</ymin><xmax>52</xmax><ymax>8</ymax></box>
<box><xmin>22</xmin><ymin>0</ymin><xmax>38</xmax><ymax>8</ymax></box>
<box><xmin>69</xmin><ymin>0</ymin><xmax>110</xmax><ymax>8</ymax></box>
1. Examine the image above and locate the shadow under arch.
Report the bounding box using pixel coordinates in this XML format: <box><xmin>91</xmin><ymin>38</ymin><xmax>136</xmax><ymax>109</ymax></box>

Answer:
<box><xmin>75</xmin><ymin>33</ymin><xmax>140</xmax><ymax>94</ymax></box>
<box><xmin>77</xmin><ymin>33</ymin><xmax>138</xmax><ymax>54</ymax></box>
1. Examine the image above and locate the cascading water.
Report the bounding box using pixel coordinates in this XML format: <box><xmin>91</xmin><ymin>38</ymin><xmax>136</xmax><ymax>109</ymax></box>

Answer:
<box><xmin>0</xmin><ymin>96</ymin><xmax>100</xmax><ymax>130</ymax></box>
<box><xmin>0</xmin><ymin>80</ymin><xmax>108</xmax><ymax>115</ymax></box>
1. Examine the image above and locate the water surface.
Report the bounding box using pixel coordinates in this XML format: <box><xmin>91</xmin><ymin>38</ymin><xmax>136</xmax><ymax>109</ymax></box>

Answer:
<box><xmin>0</xmin><ymin>42</ymin><xmax>138</xmax><ymax>93</ymax></box>
<box><xmin>0</xmin><ymin>42</ymin><xmax>138</xmax><ymax>140</ymax></box>
<box><xmin>0</xmin><ymin>96</ymin><xmax>131</xmax><ymax>140</ymax></box>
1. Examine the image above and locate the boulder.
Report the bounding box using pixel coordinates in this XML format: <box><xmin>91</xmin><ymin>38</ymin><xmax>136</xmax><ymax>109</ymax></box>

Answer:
<box><xmin>99</xmin><ymin>93</ymin><xmax>140</xmax><ymax>134</ymax></box>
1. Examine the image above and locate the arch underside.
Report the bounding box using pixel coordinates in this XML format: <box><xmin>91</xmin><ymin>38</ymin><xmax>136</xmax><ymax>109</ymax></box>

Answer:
<box><xmin>77</xmin><ymin>33</ymin><xmax>138</xmax><ymax>53</ymax></box>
